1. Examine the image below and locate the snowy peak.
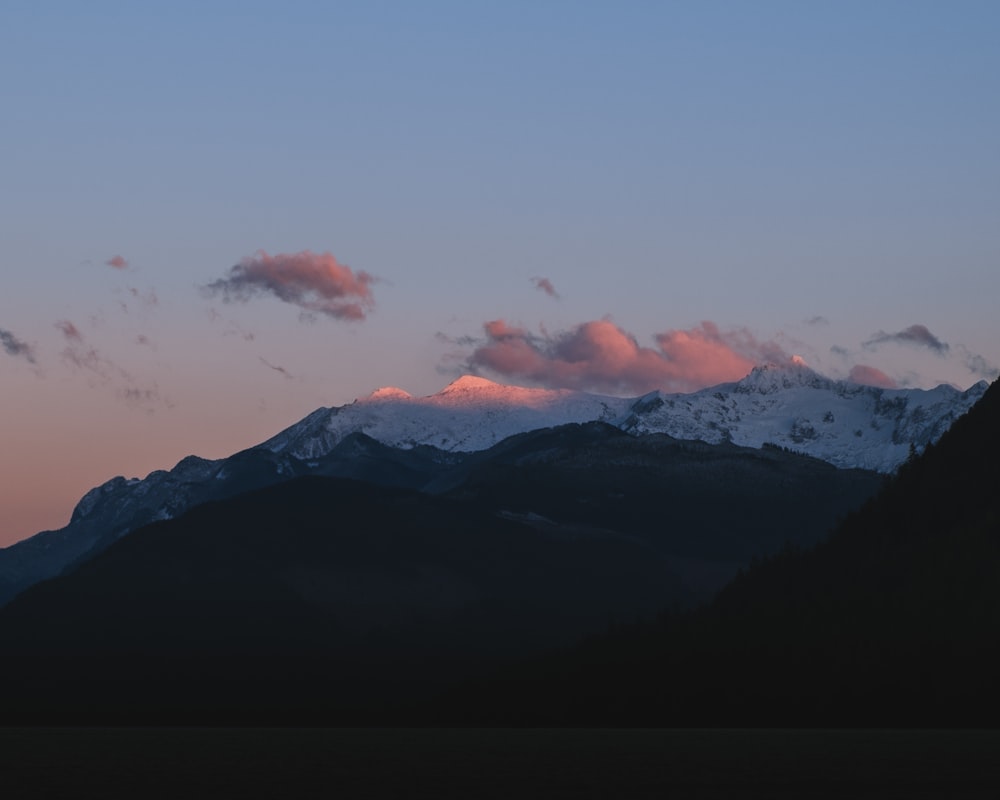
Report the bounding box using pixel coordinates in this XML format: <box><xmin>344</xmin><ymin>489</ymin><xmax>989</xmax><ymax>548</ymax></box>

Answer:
<box><xmin>366</xmin><ymin>386</ymin><xmax>413</xmax><ymax>401</ymax></box>
<box><xmin>438</xmin><ymin>374</ymin><xmax>502</xmax><ymax>393</ymax></box>
<box><xmin>260</xmin><ymin>371</ymin><xmax>988</xmax><ymax>473</ymax></box>
<box><xmin>428</xmin><ymin>374</ymin><xmax>577</xmax><ymax>410</ymax></box>
<box><xmin>734</xmin><ymin>361</ymin><xmax>834</xmax><ymax>394</ymax></box>
<box><xmin>623</xmin><ymin>371</ymin><xmax>987</xmax><ymax>472</ymax></box>
<box><xmin>265</xmin><ymin>376</ymin><xmax>628</xmax><ymax>458</ymax></box>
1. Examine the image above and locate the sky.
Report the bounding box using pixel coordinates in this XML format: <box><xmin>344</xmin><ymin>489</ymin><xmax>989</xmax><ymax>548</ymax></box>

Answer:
<box><xmin>2</xmin><ymin>1</ymin><xmax>999</xmax><ymax>547</ymax></box>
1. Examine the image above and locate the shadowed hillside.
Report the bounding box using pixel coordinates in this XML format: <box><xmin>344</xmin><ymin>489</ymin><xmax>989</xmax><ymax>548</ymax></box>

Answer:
<box><xmin>0</xmin><ymin>424</ymin><xmax>882</xmax><ymax>724</ymax></box>
<box><xmin>445</xmin><ymin>379</ymin><xmax>1000</xmax><ymax>726</ymax></box>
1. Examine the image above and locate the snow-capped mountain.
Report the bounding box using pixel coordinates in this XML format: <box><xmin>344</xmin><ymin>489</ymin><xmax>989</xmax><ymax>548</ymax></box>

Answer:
<box><xmin>0</xmin><ymin>364</ymin><xmax>987</xmax><ymax>607</ymax></box>
<box><xmin>622</xmin><ymin>363</ymin><xmax>988</xmax><ymax>472</ymax></box>
<box><xmin>261</xmin><ymin>374</ymin><xmax>630</xmax><ymax>458</ymax></box>
<box><xmin>265</xmin><ymin>366</ymin><xmax>988</xmax><ymax>473</ymax></box>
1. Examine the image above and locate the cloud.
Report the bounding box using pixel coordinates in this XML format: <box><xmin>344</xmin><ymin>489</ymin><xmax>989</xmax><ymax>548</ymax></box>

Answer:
<box><xmin>466</xmin><ymin>318</ymin><xmax>790</xmax><ymax>394</ymax></box>
<box><xmin>124</xmin><ymin>286</ymin><xmax>159</xmax><ymax>311</ymax></box>
<box><xmin>55</xmin><ymin>320</ymin><xmax>83</xmax><ymax>341</ymax></box>
<box><xmin>207</xmin><ymin>307</ymin><xmax>256</xmax><ymax>341</ymax></box>
<box><xmin>259</xmin><ymin>357</ymin><xmax>294</xmax><ymax>380</ymax></box>
<box><xmin>958</xmin><ymin>346</ymin><xmax>1000</xmax><ymax>381</ymax></box>
<box><xmin>204</xmin><ymin>249</ymin><xmax>376</xmax><ymax>321</ymax></box>
<box><xmin>805</xmin><ymin>315</ymin><xmax>829</xmax><ymax>326</ymax></box>
<box><xmin>531</xmin><ymin>277</ymin><xmax>560</xmax><ymax>299</ymax></box>
<box><xmin>1</xmin><ymin>327</ymin><xmax>36</xmax><ymax>363</ymax></box>
<box><xmin>106</xmin><ymin>255</ymin><xmax>129</xmax><ymax>269</ymax></box>
<box><xmin>848</xmin><ymin>364</ymin><xmax>898</xmax><ymax>389</ymax></box>
<box><xmin>57</xmin><ymin>319</ymin><xmax>166</xmax><ymax>409</ymax></box>
<box><xmin>863</xmin><ymin>324</ymin><xmax>949</xmax><ymax>355</ymax></box>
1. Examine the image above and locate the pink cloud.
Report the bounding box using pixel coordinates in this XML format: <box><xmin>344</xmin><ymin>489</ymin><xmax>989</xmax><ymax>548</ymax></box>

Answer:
<box><xmin>467</xmin><ymin>319</ymin><xmax>790</xmax><ymax>394</ymax></box>
<box><xmin>106</xmin><ymin>255</ymin><xmax>129</xmax><ymax>269</ymax></box>
<box><xmin>848</xmin><ymin>364</ymin><xmax>897</xmax><ymax>389</ymax></box>
<box><xmin>205</xmin><ymin>249</ymin><xmax>376</xmax><ymax>321</ymax></box>
<box><xmin>55</xmin><ymin>320</ymin><xmax>83</xmax><ymax>341</ymax></box>
<box><xmin>56</xmin><ymin>319</ymin><xmax>166</xmax><ymax>408</ymax></box>
<box><xmin>531</xmin><ymin>276</ymin><xmax>560</xmax><ymax>298</ymax></box>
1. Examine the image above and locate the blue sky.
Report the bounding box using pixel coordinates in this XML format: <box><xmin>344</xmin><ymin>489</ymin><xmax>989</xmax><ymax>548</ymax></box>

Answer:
<box><xmin>2</xmin><ymin>1</ymin><xmax>999</xmax><ymax>545</ymax></box>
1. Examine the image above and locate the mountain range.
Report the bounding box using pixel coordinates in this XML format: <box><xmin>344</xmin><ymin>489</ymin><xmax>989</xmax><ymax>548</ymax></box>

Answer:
<box><xmin>0</xmin><ymin>364</ymin><xmax>994</xmax><ymax>724</ymax></box>
<box><xmin>0</xmin><ymin>364</ymin><xmax>984</xmax><ymax>607</ymax></box>
<box><xmin>264</xmin><ymin>364</ymin><xmax>985</xmax><ymax>472</ymax></box>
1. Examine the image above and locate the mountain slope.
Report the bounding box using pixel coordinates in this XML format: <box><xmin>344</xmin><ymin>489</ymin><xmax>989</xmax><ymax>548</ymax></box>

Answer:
<box><xmin>448</xmin><ymin>378</ymin><xmax>1000</xmax><ymax>726</ymax></box>
<box><xmin>0</xmin><ymin>423</ymin><xmax>888</xmax><ymax>723</ymax></box>
<box><xmin>0</xmin><ymin>476</ymin><xmax>684</xmax><ymax>723</ymax></box>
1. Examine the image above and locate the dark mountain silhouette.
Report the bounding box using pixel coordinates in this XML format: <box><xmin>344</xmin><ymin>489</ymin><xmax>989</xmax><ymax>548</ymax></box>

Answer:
<box><xmin>0</xmin><ymin>477</ymin><xmax>683</xmax><ymax>722</ymax></box>
<box><xmin>0</xmin><ymin>423</ymin><xmax>881</xmax><ymax>724</ymax></box>
<box><xmin>0</xmin><ymin>432</ymin><xmax>462</xmax><ymax>607</ymax></box>
<box><xmin>444</xmin><ymin>379</ymin><xmax>1000</xmax><ymax>727</ymax></box>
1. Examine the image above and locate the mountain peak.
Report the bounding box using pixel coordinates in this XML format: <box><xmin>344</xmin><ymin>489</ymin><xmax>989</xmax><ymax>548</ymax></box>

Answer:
<box><xmin>366</xmin><ymin>386</ymin><xmax>413</xmax><ymax>401</ymax></box>
<box><xmin>438</xmin><ymin>375</ymin><xmax>504</xmax><ymax>393</ymax></box>
<box><xmin>736</xmin><ymin>360</ymin><xmax>833</xmax><ymax>393</ymax></box>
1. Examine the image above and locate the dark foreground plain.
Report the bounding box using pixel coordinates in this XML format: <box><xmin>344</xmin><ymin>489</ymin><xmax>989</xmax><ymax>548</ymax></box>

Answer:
<box><xmin>3</xmin><ymin>728</ymin><xmax>999</xmax><ymax>799</ymax></box>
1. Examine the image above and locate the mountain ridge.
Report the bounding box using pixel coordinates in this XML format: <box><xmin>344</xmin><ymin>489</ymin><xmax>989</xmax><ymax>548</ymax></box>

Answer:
<box><xmin>0</xmin><ymin>364</ymin><xmax>983</xmax><ymax>607</ymax></box>
<box><xmin>264</xmin><ymin>365</ymin><xmax>987</xmax><ymax>471</ymax></box>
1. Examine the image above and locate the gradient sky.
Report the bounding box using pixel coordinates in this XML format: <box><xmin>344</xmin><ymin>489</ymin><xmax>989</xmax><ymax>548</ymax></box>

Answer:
<box><xmin>2</xmin><ymin>1</ymin><xmax>999</xmax><ymax>546</ymax></box>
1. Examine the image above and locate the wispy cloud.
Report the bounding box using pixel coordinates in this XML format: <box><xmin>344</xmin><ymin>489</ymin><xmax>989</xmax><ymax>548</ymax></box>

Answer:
<box><xmin>863</xmin><ymin>324</ymin><xmax>949</xmax><ymax>355</ymax></box>
<box><xmin>119</xmin><ymin>286</ymin><xmax>159</xmax><ymax>313</ymax></box>
<box><xmin>56</xmin><ymin>319</ymin><xmax>167</xmax><ymax>409</ymax></box>
<box><xmin>958</xmin><ymin>346</ymin><xmax>1000</xmax><ymax>381</ymax></box>
<box><xmin>258</xmin><ymin>357</ymin><xmax>294</xmax><ymax>380</ymax></box>
<box><xmin>805</xmin><ymin>315</ymin><xmax>829</xmax><ymax>326</ymax></box>
<box><xmin>207</xmin><ymin>307</ymin><xmax>256</xmax><ymax>341</ymax></box>
<box><xmin>55</xmin><ymin>320</ymin><xmax>83</xmax><ymax>342</ymax></box>
<box><xmin>464</xmin><ymin>318</ymin><xmax>789</xmax><ymax>394</ymax></box>
<box><xmin>204</xmin><ymin>249</ymin><xmax>376</xmax><ymax>321</ymax></box>
<box><xmin>1</xmin><ymin>327</ymin><xmax>36</xmax><ymax>363</ymax></box>
<box><xmin>106</xmin><ymin>255</ymin><xmax>129</xmax><ymax>270</ymax></box>
<box><xmin>531</xmin><ymin>276</ymin><xmax>560</xmax><ymax>299</ymax></box>
<box><xmin>848</xmin><ymin>364</ymin><xmax>897</xmax><ymax>389</ymax></box>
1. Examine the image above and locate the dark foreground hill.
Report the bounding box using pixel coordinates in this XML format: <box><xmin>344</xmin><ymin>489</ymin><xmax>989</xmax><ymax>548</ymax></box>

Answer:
<box><xmin>445</xmin><ymin>379</ymin><xmax>1000</xmax><ymax>727</ymax></box>
<box><xmin>0</xmin><ymin>425</ymin><xmax>881</xmax><ymax>724</ymax></box>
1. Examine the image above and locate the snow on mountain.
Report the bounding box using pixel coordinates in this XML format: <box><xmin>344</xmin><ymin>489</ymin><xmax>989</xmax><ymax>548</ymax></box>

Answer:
<box><xmin>261</xmin><ymin>374</ymin><xmax>631</xmax><ymax>458</ymax></box>
<box><xmin>261</xmin><ymin>367</ymin><xmax>987</xmax><ymax>473</ymax></box>
<box><xmin>620</xmin><ymin>363</ymin><xmax>988</xmax><ymax>472</ymax></box>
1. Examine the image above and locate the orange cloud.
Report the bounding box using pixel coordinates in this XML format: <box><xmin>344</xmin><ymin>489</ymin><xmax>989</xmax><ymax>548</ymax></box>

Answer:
<box><xmin>106</xmin><ymin>255</ymin><xmax>129</xmax><ymax>269</ymax></box>
<box><xmin>848</xmin><ymin>364</ymin><xmax>897</xmax><ymax>389</ymax></box>
<box><xmin>468</xmin><ymin>319</ymin><xmax>790</xmax><ymax>394</ymax></box>
<box><xmin>205</xmin><ymin>249</ymin><xmax>376</xmax><ymax>321</ymax></box>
